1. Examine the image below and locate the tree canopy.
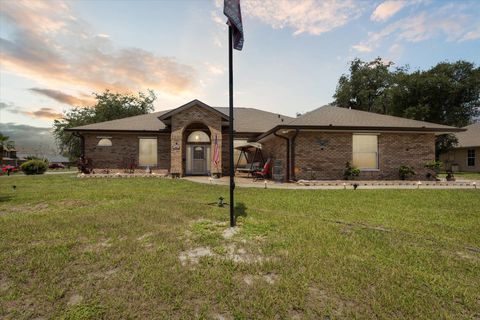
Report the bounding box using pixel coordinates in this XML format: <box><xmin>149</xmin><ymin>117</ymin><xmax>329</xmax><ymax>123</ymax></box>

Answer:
<box><xmin>53</xmin><ymin>90</ymin><xmax>156</xmax><ymax>160</ymax></box>
<box><xmin>334</xmin><ymin>58</ymin><xmax>480</xmax><ymax>156</ymax></box>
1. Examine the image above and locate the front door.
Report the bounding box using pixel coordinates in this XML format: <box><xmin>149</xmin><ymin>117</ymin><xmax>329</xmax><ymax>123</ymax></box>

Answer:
<box><xmin>186</xmin><ymin>145</ymin><xmax>210</xmax><ymax>175</ymax></box>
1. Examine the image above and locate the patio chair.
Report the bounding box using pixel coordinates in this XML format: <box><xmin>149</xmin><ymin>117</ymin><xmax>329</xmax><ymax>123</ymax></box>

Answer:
<box><xmin>253</xmin><ymin>159</ymin><xmax>271</xmax><ymax>181</ymax></box>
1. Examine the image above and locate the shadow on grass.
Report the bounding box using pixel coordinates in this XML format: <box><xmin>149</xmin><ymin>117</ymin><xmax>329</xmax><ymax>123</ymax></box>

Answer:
<box><xmin>0</xmin><ymin>195</ymin><xmax>13</xmax><ymax>203</ymax></box>
<box><xmin>235</xmin><ymin>202</ymin><xmax>247</xmax><ymax>219</ymax></box>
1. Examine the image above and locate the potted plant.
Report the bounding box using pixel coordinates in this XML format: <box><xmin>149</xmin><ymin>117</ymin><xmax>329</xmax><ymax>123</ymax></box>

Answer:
<box><xmin>344</xmin><ymin>161</ymin><xmax>360</xmax><ymax>180</ymax></box>
<box><xmin>398</xmin><ymin>165</ymin><xmax>415</xmax><ymax>180</ymax></box>
<box><xmin>425</xmin><ymin>160</ymin><xmax>442</xmax><ymax>181</ymax></box>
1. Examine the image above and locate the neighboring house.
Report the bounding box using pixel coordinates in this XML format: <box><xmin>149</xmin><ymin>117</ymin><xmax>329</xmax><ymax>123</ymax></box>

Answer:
<box><xmin>68</xmin><ymin>99</ymin><xmax>463</xmax><ymax>180</ymax></box>
<box><xmin>440</xmin><ymin>123</ymin><xmax>480</xmax><ymax>172</ymax></box>
<box><xmin>1</xmin><ymin>146</ymin><xmax>18</xmax><ymax>166</ymax></box>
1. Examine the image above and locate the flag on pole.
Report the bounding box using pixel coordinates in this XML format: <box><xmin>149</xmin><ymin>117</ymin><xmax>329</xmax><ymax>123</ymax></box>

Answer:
<box><xmin>213</xmin><ymin>134</ymin><xmax>220</xmax><ymax>167</ymax></box>
<box><xmin>224</xmin><ymin>0</ymin><xmax>244</xmax><ymax>50</ymax></box>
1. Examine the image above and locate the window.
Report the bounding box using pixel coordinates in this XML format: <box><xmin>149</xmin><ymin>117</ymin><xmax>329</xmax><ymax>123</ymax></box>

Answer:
<box><xmin>352</xmin><ymin>134</ymin><xmax>378</xmax><ymax>170</ymax></box>
<box><xmin>97</xmin><ymin>138</ymin><xmax>112</xmax><ymax>147</ymax></box>
<box><xmin>467</xmin><ymin>149</ymin><xmax>475</xmax><ymax>167</ymax></box>
<box><xmin>187</xmin><ymin>131</ymin><xmax>210</xmax><ymax>143</ymax></box>
<box><xmin>139</xmin><ymin>138</ymin><xmax>157</xmax><ymax>166</ymax></box>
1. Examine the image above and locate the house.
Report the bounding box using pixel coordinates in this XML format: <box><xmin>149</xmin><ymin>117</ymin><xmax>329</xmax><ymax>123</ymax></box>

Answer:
<box><xmin>68</xmin><ymin>99</ymin><xmax>463</xmax><ymax>180</ymax></box>
<box><xmin>440</xmin><ymin>123</ymin><xmax>480</xmax><ymax>172</ymax></box>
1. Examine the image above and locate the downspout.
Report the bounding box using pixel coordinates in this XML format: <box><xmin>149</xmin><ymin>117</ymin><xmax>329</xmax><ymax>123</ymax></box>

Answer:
<box><xmin>273</xmin><ymin>131</ymin><xmax>290</xmax><ymax>182</ymax></box>
<box><xmin>290</xmin><ymin>129</ymin><xmax>299</xmax><ymax>181</ymax></box>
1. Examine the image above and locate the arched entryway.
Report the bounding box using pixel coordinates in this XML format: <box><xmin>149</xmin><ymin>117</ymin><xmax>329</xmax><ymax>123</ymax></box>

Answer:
<box><xmin>184</xmin><ymin>123</ymin><xmax>211</xmax><ymax>175</ymax></box>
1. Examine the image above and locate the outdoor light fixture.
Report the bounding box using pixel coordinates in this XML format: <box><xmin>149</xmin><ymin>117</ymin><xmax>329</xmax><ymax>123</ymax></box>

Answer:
<box><xmin>417</xmin><ymin>181</ymin><xmax>422</xmax><ymax>189</ymax></box>
<box><xmin>218</xmin><ymin>197</ymin><xmax>225</xmax><ymax>207</ymax></box>
<box><xmin>264</xmin><ymin>180</ymin><xmax>267</xmax><ymax>189</ymax></box>
<box><xmin>343</xmin><ymin>182</ymin><xmax>346</xmax><ymax>189</ymax></box>
<box><xmin>473</xmin><ymin>182</ymin><xmax>477</xmax><ymax>189</ymax></box>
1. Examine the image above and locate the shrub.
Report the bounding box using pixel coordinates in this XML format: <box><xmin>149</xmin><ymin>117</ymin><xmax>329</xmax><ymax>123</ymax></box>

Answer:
<box><xmin>20</xmin><ymin>160</ymin><xmax>48</xmax><ymax>175</ymax></box>
<box><xmin>425</xmin><ymin>160</ymin><xmax>442</xmax><ymax>180</ymax></box>
<box><xmin>344</xmin><ymin>161</ymin><xmax>360</xmax><ymax>180</ymax></box>
<box><xmin>398</xmin><ymin>165</ymin><xmax>415</xmax><ymax>180</ymax></box>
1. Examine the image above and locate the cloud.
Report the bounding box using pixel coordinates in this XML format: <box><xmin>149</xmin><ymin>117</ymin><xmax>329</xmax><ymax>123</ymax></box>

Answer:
<box><xmin>29</xmin><ymin>88</ymin><xmax>92</xmax><ymax>106</ymax></box>
<box><xmin>241</xmin><ymin>0</ymin><xmax>363</xmax><ymax>36</ymax></box>
<box><xmin>0</xmin><ymin>1</ymin><xmax>196</xmax><ymax>95</ymax></box>
<box><xmin>204</xmin><ymin>62</ymin><xmax>225</xmax><ymax>75</ymax></box>
<box><xmin>0</xmin><ymin>122</ymin><xmax>57</xmax><ymax>154</ymax></box>
<box><xmin>351</xmin><ymin>44</ymin><xmax>373</xmax><ymax>53</ymax></box>
<box><xmin>353</xmin><ymin>3</ymin><xmax>480</xmax><ymax>52</ymax></box>
<box><xmin>0</xmin><ymin>101</ymin><xmax>63</xmax><ymax>120</ymax></box>
<box><xmin>25</xmin><ymin>107</ymin><xmax>63</xmax><ymax>120</ymax></box>
<box><xmin>371</xmin><ymin>0</ymin><xmax>408</xmax><ymax>22</ymax></box>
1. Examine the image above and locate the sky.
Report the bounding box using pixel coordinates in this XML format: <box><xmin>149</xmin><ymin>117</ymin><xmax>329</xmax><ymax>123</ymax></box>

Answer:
<box><xmin>1</xmin><ymin>0</ymin><xmax>479</xmax><ymax>153</ymax></box>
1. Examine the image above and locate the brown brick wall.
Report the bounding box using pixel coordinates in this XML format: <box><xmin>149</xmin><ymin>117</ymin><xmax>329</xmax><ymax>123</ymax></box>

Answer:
<box><xmin>260</xmin><ymin>135</ymin><xmax>288</xmax><ymax>180</ymax></box>
<box><xmin>294</xmin><ymin>132</ymin><xmax>435</xmax><ymax>180</ymax></box>
<box><xmin>83</xmin><ymin>133</ymin><xmax>170</xmax><ymax>172</ymax></box>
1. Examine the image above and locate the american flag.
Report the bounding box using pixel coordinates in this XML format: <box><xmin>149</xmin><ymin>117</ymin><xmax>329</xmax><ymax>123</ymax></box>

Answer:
<box><xmin>213</xmin><ymin>134</ymin><xmax>220</xmax><ymax>167</ymax></box>
<box><xmin>224</xmin><ymin>0</ymin><xmax>244</xmax><ymax>50</ymax></box>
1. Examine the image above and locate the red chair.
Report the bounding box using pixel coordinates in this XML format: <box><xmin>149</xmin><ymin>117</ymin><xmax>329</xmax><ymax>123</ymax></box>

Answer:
<box><xmin>253</xmin><ymin>160</ymin><xmax>271</xmax><ymax>181</ymax></box>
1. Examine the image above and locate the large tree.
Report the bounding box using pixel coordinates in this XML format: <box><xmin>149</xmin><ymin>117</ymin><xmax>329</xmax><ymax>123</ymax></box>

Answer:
<box><xmin>54</xmin><ymin>90</ymin><xmax>156</xmax><ymax>160</ymax></box>
<box><xmin>334</xmin><ymin>58</ymin><xmax>480</xmax><ymax>157</ymax></box>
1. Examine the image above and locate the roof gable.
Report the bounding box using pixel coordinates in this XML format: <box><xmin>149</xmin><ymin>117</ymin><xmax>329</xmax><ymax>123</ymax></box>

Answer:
<box><xmin>455</xmin><ymin>123</ymin><xmax>480</xmax><ymax>148</ymax></box>
<box><xmin>158</xmin><ymin>99</ymin><xmax>229</xmax><ymax>122</ymax></box>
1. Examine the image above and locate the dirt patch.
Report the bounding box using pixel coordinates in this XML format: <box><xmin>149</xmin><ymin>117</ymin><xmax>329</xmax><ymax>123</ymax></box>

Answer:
<box><xmin>179</xmin><ymin>247</ymin><xmax>214</xmax><ymax>266</ymax></box>
<box><xmin>0</xmin><ymin>277</ymin><xmax>10</xmax><ymax>292</ymax></box>
<box><xmin>212</xmin><ymin>313</ymin><xmax>233</xmax><ymax>320</ymax></box>
<box><xmin>137</xmin><ymin>232</ymin><xmax>154</xmax><ymax>241</ymax></box>
<box><xmin>225</xmin><ymin>244</ymin><xmax>266</xmax><ymax>264</ymax></box>
<box><xmin>56</xmin><ymin>199</ymin><xmax>89</xmax><ymax>208</ymax></box>
<box><xmin>83</xmin><ymin>238</ymin><xmax>112</xmax><ymax>252</ymax></box>
<box><xmin>6</xmin><ymin>202</ymin><xmax>49</xmax><ymax>214</ymax></box>
<box><xmin>243</xmin><ymin>273</ymin><xmax>279</xmax><ymax>286</ymax></box>
<box><xmin>222</xmin><ymin>227</ymin><xmax>239</xmax><ymax>239</ymax></box>
<box><xmin>289</xmin><ymin>307</ymin><xmax>304</xmax><ymax>319</ymax></box>
<box><xmin>456</xmin><ymin>251</ymin><xmax>479</xmax><ymax>261</ymax></box>
<box><xmin>67</xmin><ymin>294</ymin><xmax>83</xmax><ymax>306</ymax></box>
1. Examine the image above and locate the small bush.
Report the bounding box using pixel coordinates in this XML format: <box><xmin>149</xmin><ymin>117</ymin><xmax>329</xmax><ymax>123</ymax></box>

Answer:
<box><xmin>20</xmin><ymin>160</ymin><xmax>48</xmax><ymax>175</ymax></box>
<box><xmin>344</xmin><ymin>161</ymin><xmax>360</xmax><ymax>180</ymax></box>
<box><xmin>398</xmin><ymin>165</ymin><xmax>415</xmax><ymax>180</ymax></box>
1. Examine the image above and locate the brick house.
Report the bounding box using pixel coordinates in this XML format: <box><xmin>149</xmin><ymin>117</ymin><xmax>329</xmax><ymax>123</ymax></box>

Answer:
<box><xmin>68</xmin><ymin>99</ymin><xmax>463</xmax><ymax>180</ymax></box>
<box><xmin>440</xmin><ymin>123</ymin><xmax>479</xmax><ymax>173</ymax></box>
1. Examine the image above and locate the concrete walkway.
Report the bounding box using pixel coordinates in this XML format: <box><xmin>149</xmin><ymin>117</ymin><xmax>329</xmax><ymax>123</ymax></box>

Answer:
<box><xmin>183</xmin><ymin>176</ymin><xmax>479</xmax><ymax>190</ymax></box>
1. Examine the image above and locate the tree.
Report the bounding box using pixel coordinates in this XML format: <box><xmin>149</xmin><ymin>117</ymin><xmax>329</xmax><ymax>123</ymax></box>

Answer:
<box><xmin>333</xmin><ymin>57</ymin><xmax>395</xmax><ymax>114</ymax></box>
<box><xmin>0</xmin><ymin>133</ymin><xmax>15</xmax><ymax>166</ymax></box>
<box><xmin>53</xmin><ymin>90</ymin><xmax>156</xmax><ymax>160</ymax></box>
<box><xmin>334</xmin><ymin>58</ymin><xmax>480</xmax><ymax>157</ymax></box>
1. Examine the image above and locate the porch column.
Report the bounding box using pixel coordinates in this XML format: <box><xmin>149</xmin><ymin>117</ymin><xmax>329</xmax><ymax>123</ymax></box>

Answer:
<box><xmin>170</xmin><ymin>129</ymin><xmax>183</xmax><ymax>176</ymax></box>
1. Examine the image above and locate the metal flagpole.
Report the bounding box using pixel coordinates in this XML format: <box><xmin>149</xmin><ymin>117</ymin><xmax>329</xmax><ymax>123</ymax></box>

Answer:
<box><xmin>228</xmin><ymin>25</ymin><xmax>235</xmax><ymax>227</ymax></box>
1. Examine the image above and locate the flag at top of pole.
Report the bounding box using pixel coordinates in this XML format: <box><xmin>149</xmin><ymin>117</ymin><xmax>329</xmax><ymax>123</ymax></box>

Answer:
<box><xmin>224</xmin><ymin>0</ymin><xmax>244</xmax><ymax>50</ymax></box>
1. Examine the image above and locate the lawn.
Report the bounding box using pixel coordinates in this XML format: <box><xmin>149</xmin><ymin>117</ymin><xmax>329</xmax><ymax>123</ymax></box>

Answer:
<box><xmin>0</xmin><ymin>175</ymin><xmax>479</xmax><ymax>319</ymax></box>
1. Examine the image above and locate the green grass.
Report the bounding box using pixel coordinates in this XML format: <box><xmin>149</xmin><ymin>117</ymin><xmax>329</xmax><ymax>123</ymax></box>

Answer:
<box><xmin>439</xmin><ymin>171</ymin><xmax>480</xmax><ymax>180</ymax></box>
<box><xmin>0</xmin><ymin>175</ymin><xmax>479</xmax><ymax>319</ymax></box>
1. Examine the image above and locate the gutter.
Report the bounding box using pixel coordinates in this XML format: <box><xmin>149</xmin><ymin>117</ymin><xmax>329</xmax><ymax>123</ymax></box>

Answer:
<box><xmin>273</xmin><ymin>131</ymin><xmax>290</xmax><ymax>182</ymax></box>
<box><xmin>290</xmin><ymin>129</ymin><xmax>299</xmax><ymax>181</ymax></box>
<box><xmin>253</xmin><ymin>125</ymin><xmax>466</xmax><ymax>142</ymax></box>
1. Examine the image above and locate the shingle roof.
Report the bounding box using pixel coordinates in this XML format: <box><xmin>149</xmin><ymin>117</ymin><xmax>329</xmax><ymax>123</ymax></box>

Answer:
<box><xmin>288</xmin><ymin>106</ymin><xmax>459</xmax><ymax>130</ymax></box>
<box><xmin>68</xmin><ymin>101</ymin><xmax>462</xmax><ymax>135</ymax></box>
<box><xmin>68</xmin><ymin>106</ymin><xmax>292</xmax><ymax>133</ymax></box>
<box><xmin>68</xmin><ymin>110</ymin><xmax>170</xmax><ymax>132</ymax></box>
<box><xmin>454</xmin><ymin>123</ymin><xmax>480</xmax><ymax>148</ymax></box>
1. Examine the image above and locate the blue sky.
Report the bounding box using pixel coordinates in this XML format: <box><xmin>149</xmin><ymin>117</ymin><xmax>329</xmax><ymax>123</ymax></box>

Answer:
<box><xmin>0</xmin><ymin>0</ymin><xmax>479</xmax><ymax>152</ymax></box>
